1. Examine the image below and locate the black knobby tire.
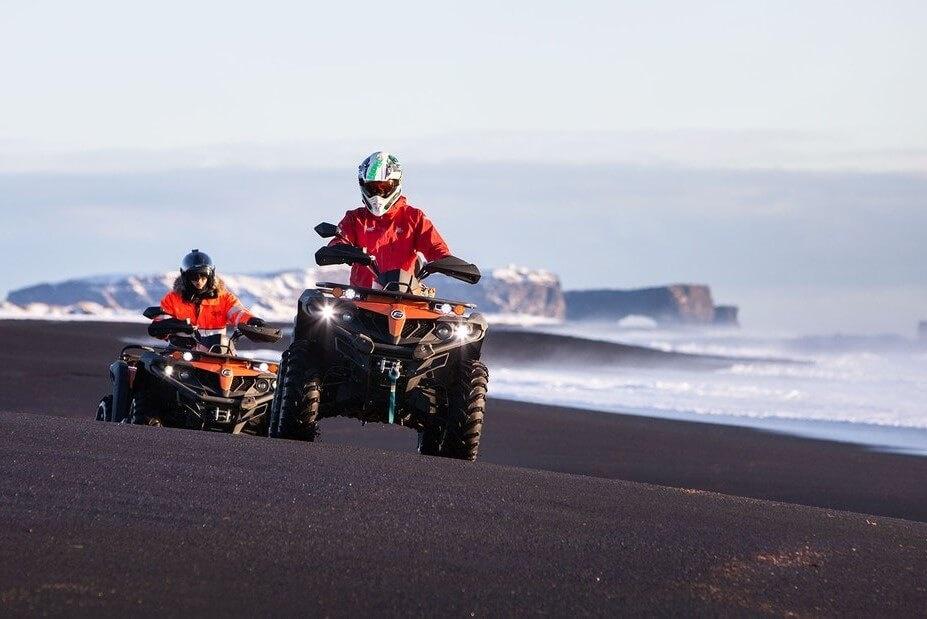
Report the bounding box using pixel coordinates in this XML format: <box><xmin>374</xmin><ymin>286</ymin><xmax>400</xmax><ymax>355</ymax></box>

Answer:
<box><xmin>96</xmin><ymin>395</ymin><xmax>113</xmax><ymax>422</ymax></box>
<box><xmin>130</xmin><ymin>390</ymin><xmax>163</xmax><ymax>427</ymax></box>
<box><xmin>271</xmin><ymin>341</ymin><xmax>321</xmax><ymax>441</ymax></box>
<box><xmin>266</xmin><ymin>350</ymin><xmax>288</xmax><ymax>437</ymax></box>
<box><xmin>441</xmin><ymin>360</ymin><xmax>488</xmax><ymax>461</ymax></box>
<box><xmin>418</xmin><ymin>428</ymin><xmax>443</xmax><ymax>456</ymax></box>
<box><xmin>416</xmin><ymin>389</ymin><xmax>443</xmax><ymax>456</ymax></box>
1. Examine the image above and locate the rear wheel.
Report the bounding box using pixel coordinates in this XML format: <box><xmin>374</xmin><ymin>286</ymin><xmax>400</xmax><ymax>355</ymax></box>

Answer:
<box><xmin>440</xmin><ymin>360</ymin><xmax>488</xmax><ymax>461</ymax></box>
<box><xmin>271</xmin><ymin>341</ymin><xmax>321</xmax><ymax>441</ymax></box>
<box><xmin>96</xmin><ymin>395</ymin><xmax>113</xmax><ymax>422</ymax></box>
<box><xmin>130</xmin><ymin>390</ymin><xmax>163</xmax><ymax>427</ymax></box>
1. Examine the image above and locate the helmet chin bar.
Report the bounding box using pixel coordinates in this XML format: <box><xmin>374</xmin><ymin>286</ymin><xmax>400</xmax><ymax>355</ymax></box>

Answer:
<box><xmin>363</xmin><ymin>185</ymin><xmax>401</xmax><ymax>216</ymax></box>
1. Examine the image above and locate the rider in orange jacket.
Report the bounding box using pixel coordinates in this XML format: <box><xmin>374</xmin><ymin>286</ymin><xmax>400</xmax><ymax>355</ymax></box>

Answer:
<box><xmin>150</xmin><ymin>249</ymin><xmax>263</xmax><ymax>339</ymax></box>
<box><xmin>330</xmin><ymin>151</ymin><xmax>450</xmax><ymax>289</ymax></box>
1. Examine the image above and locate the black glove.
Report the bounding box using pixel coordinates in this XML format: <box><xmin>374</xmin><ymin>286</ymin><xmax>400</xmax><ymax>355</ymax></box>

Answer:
<box><xmin>247</xmin><ymin>317</ymin><xmax>267</xmax><ymax>327</ymax></box>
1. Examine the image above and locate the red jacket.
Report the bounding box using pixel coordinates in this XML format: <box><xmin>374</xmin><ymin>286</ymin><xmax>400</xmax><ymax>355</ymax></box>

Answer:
<box><xmin>331</xmin><ymin>196</ymin><xmax>450</xmax><ymax>288</ymax></box>
<box><xmin>156</xmin><ymin>277</ymin><xmax>253</xmax><ymax>333</ymax></box>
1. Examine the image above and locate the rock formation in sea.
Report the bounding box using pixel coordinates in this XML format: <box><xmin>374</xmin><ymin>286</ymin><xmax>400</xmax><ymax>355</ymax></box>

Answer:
<box><xmin>564</xmin><ymin>285</ymin><xmax>735</xmax><ymax>326</ymax></box>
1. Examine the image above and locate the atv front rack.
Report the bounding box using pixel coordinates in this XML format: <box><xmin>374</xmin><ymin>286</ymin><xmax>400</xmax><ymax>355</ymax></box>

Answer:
<box><xmin>327</xmin><ymin>316</ymin><xmax>484</xmax><ymax>361</ymax></box>
<box><xmin>314</xmin><ymin>282</ymin><xmax>475</xmax><ymax>308</ymax></box>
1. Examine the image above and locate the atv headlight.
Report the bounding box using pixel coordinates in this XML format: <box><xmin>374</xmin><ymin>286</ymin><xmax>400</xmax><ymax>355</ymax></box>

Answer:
<box><xmin>255</xmin><ymin>362</ymin><xmax>270</xmax><ymax>372</ymax></box>
<box><xmin>255</xmin><ymin>379</ymin><xmax>270</xmax><ymax>393</ymax></box>
<box><xmin>163</xmin><ymin>364</ymin><xmax>175</xmax><ymax>376</ymax></box>
<box><xmin>343</xmin><ymin>288</ymin><xmax>357</xmax><ymax>300</ymax></box>
<box><xmin>454</xmin><ymin>324</ymin><xmax>472</xmax><ymax>340</ymax></box>
<box><xmin>435</xmin><ymin>302</ymin><xmax>452</xmax><ymax>315</ymax></box>
<box><xmin>320</xmin><ymin>305</ymin><xmax>335</xmax><ymax>320</ymax></box>
<box><xmin>182</xmin><ymin>351</ymin><xmax>194</xmax><ymax>361</ymax></box>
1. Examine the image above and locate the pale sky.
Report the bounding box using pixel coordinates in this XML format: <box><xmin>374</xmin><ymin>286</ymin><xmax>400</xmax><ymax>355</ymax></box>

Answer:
<box><xmin>2</xmin><ymin>0</ymin><xmax>926</xmax><ymax>165</ymax></box>
<box><xmin>1</xmin><ymin>0</ymin><xmax>925</xmax><ymax>333</ymax></box>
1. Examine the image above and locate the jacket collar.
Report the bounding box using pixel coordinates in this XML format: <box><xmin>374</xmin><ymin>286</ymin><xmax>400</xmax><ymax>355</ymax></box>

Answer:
<box><xmin>374</xmin><ymin>195</ymin><xmax>407</xmax><ymax>221</ymax></box>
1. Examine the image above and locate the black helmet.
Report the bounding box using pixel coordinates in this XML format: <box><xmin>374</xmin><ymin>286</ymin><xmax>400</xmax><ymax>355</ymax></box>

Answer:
<box><xmin>180</xmin><ymin>249</ymin><xmax>217</xmax><ymax>300</ymax></box>
<box><xmin>181</xmin><ymin>249</ymin><xmax>214</xmax><ymax>276</ymax></box>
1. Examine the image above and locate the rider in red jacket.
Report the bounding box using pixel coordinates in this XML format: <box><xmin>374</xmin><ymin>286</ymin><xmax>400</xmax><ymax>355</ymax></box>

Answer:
<box><xmin>151</xmin><ymin>249</ymin><xmax>262</xmax><ymax>339</ymax></box>
<box><xmin>331</xmin><ymin>151</ymin><xmax>450</xmax><ymax>288</ymax></box>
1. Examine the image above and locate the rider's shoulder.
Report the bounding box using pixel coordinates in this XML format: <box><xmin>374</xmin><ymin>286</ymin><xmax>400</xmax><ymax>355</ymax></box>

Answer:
<box><xmin>398</xmin><ymin>200</ymin><xmax>425</xmax><ymax>219</ymax></box>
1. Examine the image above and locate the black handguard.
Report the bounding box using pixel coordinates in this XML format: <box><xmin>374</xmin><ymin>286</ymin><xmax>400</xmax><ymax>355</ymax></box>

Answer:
<box><xmin>148</xmin><ymin>318</ymin><xmax>194</xmax><ymax>339</ymax></box>
<box><xmin>246</xmin><ymin>317</ymin><xmax>266</xmax><ymax>327</ymax></box>
<box><xmin>238</xmin><ymin>322</ymin><xmax>282</xmax><ymax>343</ymax></box>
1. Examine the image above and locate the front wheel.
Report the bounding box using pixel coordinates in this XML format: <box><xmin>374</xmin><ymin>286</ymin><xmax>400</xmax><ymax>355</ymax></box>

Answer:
<box><xmin>440</xmin><ymin>360</ymin><xmax>488</xmax><ymax>461</ymax></box>
<box><xmin>130</xmin><ymin>390</ymin><xmax>163</xmax><ymax>427</ymax></box>
<box><xmin>270</xmin><ymin>341</ymin><xmax>321</xmax><ymax>441</ymax></box>
<box><xmin>416</xmin><ymin>389</ymin><xmax>443</xmax><ymax>456</ymax></box>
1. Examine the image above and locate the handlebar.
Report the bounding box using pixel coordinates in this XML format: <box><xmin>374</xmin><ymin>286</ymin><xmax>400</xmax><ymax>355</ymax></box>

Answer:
<box><xmin>149</xmin><ymin>319</ymin><xmax>281</xmax><ymax>347</ymax></box>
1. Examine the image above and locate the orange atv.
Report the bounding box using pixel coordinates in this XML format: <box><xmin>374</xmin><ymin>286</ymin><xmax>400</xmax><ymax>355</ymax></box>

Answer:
<box><xmin>268</xmin><ymin>222</ymin><xmax>489</xmax><ymax>460</ymax></box>
<box><xmin>96</xmin><ymin>308</ymin><xmax>282</xmax><ymax>434</ymax></box>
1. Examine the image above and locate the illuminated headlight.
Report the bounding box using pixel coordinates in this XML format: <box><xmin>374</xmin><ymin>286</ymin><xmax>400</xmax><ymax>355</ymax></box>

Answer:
<box><xmin>257</xmin><ymin>362</ymin><xmax>270</xmax><ymax>372</ymax></box>
<box><xmin>163</xmin><ymin>364</ymin><xmax>174</xmax><ymax>376</ymax></box>
<box><xmin>343</xmin><ymin>288</ymin><xmax>357</xmax><ymax>300</ymax></box>
<box><xmin>436</xmin><ymin>303</ymin><xmax>452</xmax><ymax>315</ymax></box>
<box><xmin>454</xmin><ymin>324</ymin><xmax>472</xmax><ymax>340</ymax></box>
<box><xmin>320</xmin><ymin>305</ymin><xmax>335</xmax><ymax>320</ymax></box>
<box><xmin>271</xmin><ymin>379</ymin><xmax>277</xmax><ymax>390</ymax></box>
<box><xmin>255</xmin><ymin>379</ymin><xmax>270</xmax><ymax>393</ymax></box>
<box><xmin>182</xmin><ymin>351</ymin><xmax>194</xmax><ymax>361</ymax></box>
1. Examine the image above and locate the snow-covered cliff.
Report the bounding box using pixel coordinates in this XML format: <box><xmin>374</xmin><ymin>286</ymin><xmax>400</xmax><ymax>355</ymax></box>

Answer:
<box><xmin>2</xmin><ymin>265</ymin><xmax>565</xmax><ymax>322</ymax></box>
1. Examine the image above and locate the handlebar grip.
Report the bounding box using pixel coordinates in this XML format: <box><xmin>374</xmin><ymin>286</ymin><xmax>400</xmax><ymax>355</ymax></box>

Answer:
<box><xmin>148</xmin><ymin>318</ymin><xmax>195</xmax><ymax>338</ymax></box>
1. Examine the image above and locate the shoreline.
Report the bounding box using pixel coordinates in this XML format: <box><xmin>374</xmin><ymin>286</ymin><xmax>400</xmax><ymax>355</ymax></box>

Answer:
<box><xmin>488</xmin><ymin>394</ymin><xmax>927</xmax><ymax>457</ymax></box>
<box><xmin>1</xmin><ymin>318</ymin><xmax>925</xmax><ymax>522</ymax></box>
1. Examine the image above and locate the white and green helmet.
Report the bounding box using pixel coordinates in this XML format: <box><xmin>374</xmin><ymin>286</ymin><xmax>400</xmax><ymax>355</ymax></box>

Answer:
<box><xmin>358</xmin><ymin>151</ymin><xmax>403</xmax><ymax>216</ymax></box>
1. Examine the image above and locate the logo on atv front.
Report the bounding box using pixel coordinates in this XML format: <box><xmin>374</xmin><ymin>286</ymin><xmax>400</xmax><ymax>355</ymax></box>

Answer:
<box><xmin>220</xmin><ymin>368</ymin><xmax>232</xmax><ymax>377</ymax></box>
<box><xmin>390</xmin><ymin>309</ymin><xmax>405</xmax><ymax>319</ymax></box>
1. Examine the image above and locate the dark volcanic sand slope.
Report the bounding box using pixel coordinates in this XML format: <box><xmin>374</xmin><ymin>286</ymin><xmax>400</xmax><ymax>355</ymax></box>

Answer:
<box><xmin>2</xmin><ymin>413</ymin><xmax>926</xmax><ymax>616</ymax></box>
<box><xmin>483</xmin><ymin>327</ymin><xmax>803</xmax><ymax>368</ymax></box>
<box><xmin>1</xmin><ymin>319</ymin><xmax>926</xmax><ymax>523</ymax></box>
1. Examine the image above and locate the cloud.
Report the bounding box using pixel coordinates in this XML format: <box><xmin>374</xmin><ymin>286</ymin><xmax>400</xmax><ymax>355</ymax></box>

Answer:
<box><xmin>2</xmin><ymin>130</ymin><xmax>926</xmax><ymax>175</ymax></box>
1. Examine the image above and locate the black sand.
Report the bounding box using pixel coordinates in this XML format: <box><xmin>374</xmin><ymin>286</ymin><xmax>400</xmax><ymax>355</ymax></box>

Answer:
<box><xmin>1</xmin><ymin>319</ymin><xmax>925</xmax><ymax>615</ymax></box>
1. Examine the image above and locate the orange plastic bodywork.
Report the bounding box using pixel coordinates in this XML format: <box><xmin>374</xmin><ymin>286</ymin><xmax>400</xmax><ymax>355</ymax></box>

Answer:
<box><xmin>165</xmin><ymin>351</ymin><xmax>277</xmax><ymax>392</ymax></box>
<box><xmin>353</xmin><ymin>297</ymin><xmax>441</xmax><ymax>340</ymax></box>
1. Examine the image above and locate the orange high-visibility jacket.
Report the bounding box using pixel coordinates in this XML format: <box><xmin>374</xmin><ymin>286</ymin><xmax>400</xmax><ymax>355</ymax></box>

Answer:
<box><xmin>157</xmin><ymin>277</ymin><xmax>253</xmax><ymax>332</ymax></box>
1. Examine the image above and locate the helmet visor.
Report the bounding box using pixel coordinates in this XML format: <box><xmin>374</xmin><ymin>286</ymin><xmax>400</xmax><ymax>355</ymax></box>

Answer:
<box><xmin>361</xmin><ymin>179</ymin><xmax>399</xmax><ymax>198</ymax></box>
<box><xmin>185</xmin><ymin>267</ymin><xmax>211</xmax><ymax>281</ymax></box>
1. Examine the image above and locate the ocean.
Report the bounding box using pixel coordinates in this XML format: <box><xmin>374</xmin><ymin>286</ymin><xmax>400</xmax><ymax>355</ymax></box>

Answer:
<box><xmin>489</xmin><ymin>323</ymin><xmax>927</xmax><ymax>455</ymax></box>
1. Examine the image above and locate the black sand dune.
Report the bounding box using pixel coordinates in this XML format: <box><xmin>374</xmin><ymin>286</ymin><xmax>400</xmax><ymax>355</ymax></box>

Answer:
<box><xmin>1</xmin><ymin>319</ymin><xmax>926</xmax><ymax>614</ymax></box>
<box><xmin>483</xmin><ymin>327</ymin><xmax>805</xmax><ymax>369</ymax></box>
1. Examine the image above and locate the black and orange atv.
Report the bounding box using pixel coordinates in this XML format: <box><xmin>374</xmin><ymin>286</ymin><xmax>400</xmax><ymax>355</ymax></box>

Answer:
<box><xmin>268</xmin><ymin>222</ymin><xmax>489</xmax><ymax>460</ymax></box>
<box><xmin>96</xmin><ymin>308</ymin><xmax>282</xmax><ymax>434</ymax></box>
